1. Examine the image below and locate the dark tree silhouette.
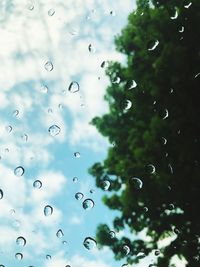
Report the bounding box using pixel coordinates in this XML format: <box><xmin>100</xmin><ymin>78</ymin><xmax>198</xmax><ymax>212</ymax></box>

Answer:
<box><xmin>89</xmin><ymin>0</ymin><xmax>200</xmax><ymax>266</ymax></box>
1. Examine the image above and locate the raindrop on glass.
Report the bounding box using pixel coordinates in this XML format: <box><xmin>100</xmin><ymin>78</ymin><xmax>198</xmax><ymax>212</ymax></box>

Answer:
<box><xmin>179</xmin><ymin>26</ymin><xmax>184</xmax><ymax>33</ymax></box>
<box><xmin>155</xmin><ymin>250</ymin><xmax>160</xmax><ymax>256</ymax></box>
<box><xmin>13</xmin><ymin>110</ymin><xmax>19</xmax><ymax>118</ymax></box>
<box><xmin>101</xmin><ymin>61</ymin><xmax>108</xmax><ymax>68</ymax></box>
<box><xmin>44</xmin><ymin>205</ymin><xmax>53</xmax><ymax>216</ymax></box>
<box><xmin>137</xmin><ymin>252</ymin><xmax>146</xmax><ymax>259</ymax></box>
<box><xmin>129</xmin><ymin>177</ymin><xmax>143</xmax><ymax>189</ymax></box>
<box><xmin>44</xmin><ymin>61</ymin><xmax>53</xmax><ymax>72</ymax></box>
<box><xmin>33</xmin><ymin>180</ymin><xmax>42</xmax><ymax>189</ymax></box>
<box><xmin>147</xmin><ymin>164</ymin><xmax>156</xmax><ymax>174</ymax></box>
<box><xmin>46</xmin><ymin>255</ymin><xmax>51</xmax><ymax>260</ymax></box>
<box><xmin>0</xmin><ymin>189</ymin><xmax>3</xmax><ymax>199</ymax></box>
<box><xmin>184</xmin><ymin>2</ymin><xmax>192</xmax><ymax>8</ymax></box>
<box><xmin>73</xmin><ymin>177</ymin><xmax>78</xmax><ymax>183</ymax></box>
<box><xmin>109</xmin><ymin>10</ymin><xmax>116</xmax><ymax>16</ymax></box>
<box><xmin>40</xmin><ymin>85</ymin><xmax>48</xmax><ymax>93</ymax></box>
<box><xmin>83</xmin><ymin>237</ymin><xmax>97</xmax><ymax>250</ymax></box>
<box><xmin>143</xmin><ymin>206</ymin><xmax>148</xmax><ymax>212</ymax></box>
<box><xmin>194</xmin><ymin>73</ymin><xmax>200</xmax><ymax>78</ymax></box>
<box><xmin>6</xmin><ymin>125</ymin><xmax>12</xmax><ymax>133</ymax></box>
<box><xmin>74</xmin><ymin>152</ymin><xmax>80</xmax><ymax>158</ymax></box>
<box><xmin>48</xmin><ymin>9</ymin><xmax>55</xmax><ymax>16</ymax></box>
<box><xmin>124</xmin><ymin>100</ymin><xmax>132</xmax><ymax>110</ymax></box>
<box><xmin>129</xmin><ymin>80</ymin><xmax>137</xmax><ymax>89</ymax></box>
<box><xmin>68</xmin><ymin>81</ymin><xmax>80</xmax><ymax>93</ymax></box>
<box><xmin>174</xmin><ymin>228</ymin><xmax>180</xmax><ymax>235</ymax></box>
<box><xmin>48</xmin><ymin>125</ymin><xmax>61</xmax><ymax>136</ymax></box>
<box><xmin>112</xmin><ymin>76</ymin><xmax>121</xmax><ymax>84</ymax></box>
<box><xmin>82</xmin><ymin>199</ymin><xmax>95</xmax><ymax>210</ymax></box>
<box><xmin>162</xmin><ymin>137</ymin><xmax>167</xmax><ymax>145</ymax></box>
<box><xmin>56</xmin><ymin>229</ymin><xmax>64</xmax><ymax>238</ymax></box>
<box><xmin>15</xmin><ymin>253</ymin><xmax>23</xmax><ymax>260</ymax></box>
<box><xmin>16</xmin><ymin>236</ymin><xmax>26</xmax><ymax>247</ymax></box>
<box><xmin>109</xmin><ymin>230</ymin><xmax>115</xmax><ymax>238</ymax></box>
<box><xmin>148</xmin><ymin>40</ymin><xmax>159</xmax><ymax>51</ymax></box>
<box><xmin>88</xmin><ymin>44</ymin><xmax>96</xmax><ymax>53</ymax></box>
<box><xmin>75</xmin><ymin>192</ymin><xmax>84</xmax><ymax>200</ymax></box>
<box><xmin>21</xmin><ymin>134</ymin><xmax>28</xmax><ymax>142</ymax></box>
<box><xmin>90</xmin><ymin>189</ymin><xmax>95</xmax><ymax>194</ymax></box>
<box><xmin>171</xmin><ymin>10</ymin><xmax>178</xmax><ymax>20</ymax></box>
<box><xmin>162</xmin><ymin>109</ymin><xmax>169</xmax><ymax>120</ymax></box>
<box><xmin>14</xmin><ymin>166</ymin><xmax>25</xmax><ymax>177</ymax></box>
<box><xmin>123</xmin><ymin>245</ymin><xmax>130</xmax><ymax>255</ymax></box>
<box><xmin>169</xmin><ymin>203</ymin><xmax>174</xmax><ymax>210</ymax></box>
<box><xmin>27</xmin><ymin>3</ymin><xmax>34</xmax><ymax>11</ymax></box>
<box><xmin>101</xmin><ymin>180</ymin><xmax>110</xmax><ymax>191</ymax></box>
<box><xmin>62</xmin><ymin>240</ymin><xmax>67</xmax><ymax>245</ymax></box>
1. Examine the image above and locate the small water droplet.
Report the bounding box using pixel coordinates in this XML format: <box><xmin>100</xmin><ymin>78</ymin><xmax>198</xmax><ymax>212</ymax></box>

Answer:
<box><xmin>148</xmin><ymin>40</ymin><xmax>159</xmax><ymax>51</ymax></box>
<box><xmin>14</xmin><ymin>166</ymin><xmax>25</xmax><ymax>177</ymax></box>
<box><xmin>46</xmin><ymin>255</ymin><xmax>51</xmax><ymax>260</ymax></box>
<box><xmin>21</xmin><ymin>134</ymin><xmax>28</xmax><ymax>142</ymax></box>
<box><xmin>109</xmin><ymin>10</ymin><xmax>116</xmax><ymax>16</ymax></box>
<box><xmin>162</xmin><ymin>137</ymin><xmax>167</xmax><ymax>145</ymax></box>
<box><xmin>82</xmin><ymin>199</ymin><xmax>95</xmax><ymax>210</ymax></box>
<box><xmin>33</xmin><ymin>180</ymin><xmax>42</xmax><ymax>189</ymax></box>
<box><xmin>129</xmin><ymin>177</ymin><xmax>143</xmax><ymax>189</ymax></box>
<box><xmin>101</xmin><ymin>180</ymin><xmax>110</xmax><ymax>191</ymax></box>
<box><xmin>88</xmin><ymin>44</ymin><xmax>96</xmax><ymax>53</ymax></box>
<box><xmin>13</xmin><ymin>110</ymin><xmax>19</xmax><ymax>118</ymax></box>
<box><xmin>137</xmin><ymin>252</ymin><xmax>146</xmax><ymax>259</ymax></box>
<box><xmin>109</xmin><ymin>230</ymin><xmax>115</xmax><ymax>238</ymax></box>
<box><xmin>0</xmin><ymin>189</ymin><xmax>3</xmax><ymax>199</ymax></box>
<box><xmin>62</xmin><ymin>240</ymin><xmax>67</xmax><ymax>245</ymax></box>
<box><xmin>169</xmin><ymin>203</ymin><xmax>174</xmax><ymax>210</ymax></box>
<box><xmin>16</xmin><ymin>236</ymin><xmax>26</xmax><ymax>247</ymax></box>
<box><xmin>179</xmin><ymin>26</ymin><xmax>184</xmax><ymax>33</ymax></box>
<box><xmin>171</xmin><ymin>9</ymin><xmax>178</xmax><ymax>20</ymax></box>
<box><xmin>48</xmin><ymin>9</ymin><xmax>55</xmax><ymax>16</ymax></box>
<box><xmin>101</xmin><ymin>61</ymin><xmax>108</xmax><ymax>68</ymax></box>
<box><xmin>162</xmin><ymin>109</ymin><xmax>169</xmax><ymax>120</ymax></box>
<box><xmin>129</xmin><ymin>80</ymin><xmax>137</xmax><ymax>89</ymax></box>
<box><xmin>168</xmin><ymin>163</ymin><xmax>173</xmax><ymax>174</ymax></box>
<box><xmin>90</xmin><ymin>189</ymin><xmax>95</xmax><ymax>194</ymax></box>
<box><xmin>73</xmin><ymin>177</ymin><xmax>78</xmax><ymax>183</ymax></box>
<box><xmin>143</xmin><ymin>206</ymin><xmax>148</xmax><ymax>212</ymax></box>
<box><xmin>48</xmin><ymin>125</ymin><xmax>61</xmax><ymax>136</ymax></box>
<box><xmin>56</xmin><ymin>229</ymin><xmax>64</xmax><ymax>238</ymax></box>
<box><xmin>44</xmin><ymin>61</ymin><xmax>53</xmax><ymax>72</ymax></box>
<box><xmin>40</xmin><ymin>85</ymin><xmax>48</xmax><ymax>93</ymax></box>
<box><xmin>123</xmin><ymin>245</ymin><xmax>130</xmax><ymax>255</ymax></box>
<box><xmin>112</xmin><ymin>76</ymin><xmax>121</xmax><ymax>84</ymax></box>
<box><xmin>15</xmin><ymin>253</ymin><xmax>23</xmax><ymax>260</ymax></box>
<box><xmin>68</xmin><ymin>81</ymin><xmax>80</xmax><ymax>93</ymax></box>
<box><xmin>27</xmin><ymin>3</ymin><xmax>34</xmax><ymax>11</ymax></box>
<box><xmin>147</xmin><ymin>164</ymin><xmax>156</xmax><ymax>174</ymax></box>
<box><xmin>174</xmin><ymin>228</ymin><xmax>180</xmax><ymax>235</ymax></box>
<box><xmin>75</xmin><ymin>192</ymin><xmax>84</xmax><ymax>200</ymax></box>
<box><xmin>194</xmin><ymin>72</ymin><xmax>200</xmax><ymax>78</ymax></box>
<box><xmin>155</xmin><ymin>250</ymin><xmax>160</xmax><ymax>256</ymax></box>
<box><xmin>6</xmin><ymin>125</ymin><xmax>12</xmax><ymax>133</ymax></box>
<box><xmin>44</xmin><ymin>205</ymin><xmax>53</xmax><ymax>216</ymax></box>
<box><xmin>74</xmin><ymin>152</ymin><xmax>80</xmax><ymax>158</ymax></box>
<box><xmin>83</xmin><ymin>237</ymin><xmax>97</xmax><ymax>250</ymax></box>
<box><xmin>184</xmin><ymin>2</ymin><xmax>192</xmax><ymax>8</ymax></box>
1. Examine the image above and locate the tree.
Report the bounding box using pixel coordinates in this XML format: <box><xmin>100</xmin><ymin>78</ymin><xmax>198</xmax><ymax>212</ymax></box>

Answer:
<box><xmin>89</xmin><ymin>0</ymin><xmax>200</xmax><ymax>266</ymax></box>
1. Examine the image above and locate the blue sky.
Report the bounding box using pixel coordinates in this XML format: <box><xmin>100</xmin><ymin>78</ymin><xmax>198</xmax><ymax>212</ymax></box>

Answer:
<box><xmin>0</xmin><ymin>0</ymin><xmax>186</xmax><ymax>267</ymax></box>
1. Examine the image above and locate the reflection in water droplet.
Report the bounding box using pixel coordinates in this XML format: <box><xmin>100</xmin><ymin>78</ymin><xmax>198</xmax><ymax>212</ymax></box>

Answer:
<box><xmin>148</xmin><ymin>40</ymin><xmax>159</xmax><ymax>51</ymax></box>
<box><xmin>56</xmin><ymin>229</ymin><xmax>64</xmax><ymax>238</ymax></box>
<box><xmin>48</xmin><ymin>125</ymin><xmax>61</xmax><ymax>136</ymax></box>
<box><xmin>75</xmin><ymin>192</ymin><xmax>84</xmax><ymax>200</ymax></box>
<box><xmin>102</xmin><ymin>180</ymin><xmax>110</xmax><ymax>191</ymax></box>
<box><xmin>33</xmin><ymin>180</ymin><xmax>42</xmax><ymax>189</ymax></box>
<box><xmin>137</xmin><ymin>252</ymin><xmax>146</xmax><ymax>259</ymax></box>
<box><xmin>68</xmin><ymin>81</ymin><xmax>80</xmax><ymax>93</ymax></box>
<box><xmin>124</xmin><ymin>100</ymin><xmax>132</xmax><ymax>110</ymax></box>
<box><xmin>109</xmin><ymin>230</ymin><xmax>115</xmax><ymax>238</ymax></box>
<box><xmin>130</xmin><ymin>177</ymin><xmax>143</xmax><ymax>189</ymax></box>
<box><xmin>44</xmin><ymin>61</ymin><xmax>53</xmax><ymax>72</ymax></box>
<box><xmin>15</xmin><ymin>253</ymin><xmax>23</xmax><ymax>260</ymax></box>
<box><xmin>0</xmin><ymin>189</ymin><xmax>3</xmax><ymax>199</ymax></box>
<box><xmin>123</xmin><ymin>245</ymin><xmax>130</xmax><ymax>255</ymax></box>
<box><xmin>44</xmin><ymin>205</ymin><xmax>53</xmax><ymax>216</ymax></box>
<box><xmin>14</xmin><ymin>166</ymin><xmax>25</xmax><ymax>177</ymax></box>
<box><xmin>171</xmin><ymin>10</ymin><xmax>178</xmax><ymax>20</ymax></box>
<box><xmin>82</xmin><ymin>199</ymin><xmax>95</xmax><ymax>210</ymax></box>
<box><xmin>83</xmin><ymin>237</ymin><xmax>97</xmax><ymax>250</ymax></box>
<box><xmin>13</xmin><ymin>110</ymin><xmax>19</xmax><ymax>118</ymax></box>
<box><xmin>46</xmin><ymin>255</ymin><xmax>51</xmax><ymax>260</ymax></box>
<box><xmin>6</xmin><ymin>125</ymin><xmax>12</xmax><ymax>133</ymax></box>
<box><xmin>48</xmin><ymin>9</ymin><xmax>55</xmax><ymax>16</ymax></box>
<box><xmin>112</xmin><ymin>76</ymin><xmax>121</xmax><ymax>84</ymax></box>
<box><xmin>73</xmin><ymin>177</ymin><xmax>78</xmax><ymax>183</ymax></box>
<box><xmin>16</xmin><ymin>236</ymin><xmax>26</xmax><ymax>247</ymax></box>
<box><xmin>163</xmin><ymin>109</ymin><xmax>169</xmax><ymax>120</ymax></box>
<box><xmin>88</xmin><ymin>44</ymin><xmax>96</xmax><ymax>53</ymax></box>
<box><xmin>147</xmin><ymin>164</ymin><xmax>156</xmax><ymax>174</ymax></box>
<box><xmin>129</xmin><ymin>80</ymin><xmax>137</xmax><ymax>89</ymax></box>
<box><xmin>74</xmin><ymin>152</ymin><xmax>80</xmax><ymax>158</ymax></box>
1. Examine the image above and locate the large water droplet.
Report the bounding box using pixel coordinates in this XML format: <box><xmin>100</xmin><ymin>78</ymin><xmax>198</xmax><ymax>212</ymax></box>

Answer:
<box><xmin>130</xmin><ymin>177</ymin><xmax>143</xmax><ymax>189</ymax></box>
<box><xmin>48</xmin><ymin>9</ymin><xmax>55</xmax><ymax>16</ymax></box>
<box><xmin>148</xmin><ymin>40</ymin><xmax>159</xmax><ymax>51</ymax></box>
<box><xmin>44</xmin><ymin>61</ymin><xmax>53</xmax><ymax>72</ymax></box>
<box><xmin>82</xmin><ymin>199</ymin><xmax>95</xmax><ymax>210</ymax></box>
<box><xmin>15</xmin><ymin>253</ymin><xmax>23</xmax><ymax>260</ymax></box>
<box><xmin>16</xmin><ymin>236</ymin><xmax>26</xmax><ymax>247</ymax></box>
<box><xmin>83</xmin><ymin>237</ymin><xmax>97</xmax><ymax>250</ymax></box>
<box><xmin>74</xmin><ymin>152</ymin><xmax>80</xmax><ymax>158</ymax></box>
<box><xmin>56</xmin><ymin>229</ymin><xmax>64</xmax><ymax>238</ymax></box>
<box><xmin>44</xmin><ymin>205</ymin><xmax>53</xmax><ymax>216</ymax></box>
<box><xmin>48</xmin><ymin>125</ymin><xmax>61</xmax><ymax>136</ymax></box>
<box><xmin>68</xmin><ymin>81</ymin><xmax>80</xmax><ymax>93</ymax></box>
<box><xmin>33</xmin><ymin>180</ymin><xmax>42</xmax><ymax>189</ymax></box>
<box><xmin>75</xmin><ymin>192</ymin><xmax>84</xmax><ymax>200</ymax></box>
<box><xmin>14</xmin><ymin>166</ymin><xmax>25</xmax><ymax>177</ymax></box>
<box><xmin>101</xmin><ymin>180</ymin><xmax>110</xmax><ymax>191</ymax></box>
<box><xmin>137</xmin><ymin>252</ymin><xmax>146</xmax><ymax>259</ymax></box>
<box><xmin>123</xmin><ymin>245</ymin><xmax>130</xmax><ymax>255</ymax></box>
<box><xmin>88</xmin><ymin>44</ymin><xmax>96</xmax><ymax>53</ymax></box>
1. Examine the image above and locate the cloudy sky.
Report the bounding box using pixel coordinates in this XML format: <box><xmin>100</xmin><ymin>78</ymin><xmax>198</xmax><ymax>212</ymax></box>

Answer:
<box><xmin>0</xmin><ymin>0</ymin><xmax>187</xmax><ymax>267</ymax></box>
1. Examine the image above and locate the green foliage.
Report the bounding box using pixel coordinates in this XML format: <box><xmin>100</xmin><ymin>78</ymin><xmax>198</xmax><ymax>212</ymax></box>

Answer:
<box><xmin>89</xmin><ymin>0</ymin><xmax>200</xmax><ymax>266</ymax></box>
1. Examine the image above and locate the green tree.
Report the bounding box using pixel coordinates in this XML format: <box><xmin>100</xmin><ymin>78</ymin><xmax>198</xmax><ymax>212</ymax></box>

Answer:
<box><xmin>89</xmin><ymin>0</ymin><xmax>200</xmax><ymax>266</ymax></box>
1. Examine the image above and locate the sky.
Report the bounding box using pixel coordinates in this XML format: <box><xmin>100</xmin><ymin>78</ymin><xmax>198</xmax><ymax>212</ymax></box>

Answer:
<box><xmin>0</xmin><ymin>0</ymin><xmax>187</xmax><ymax>267</ymax></box>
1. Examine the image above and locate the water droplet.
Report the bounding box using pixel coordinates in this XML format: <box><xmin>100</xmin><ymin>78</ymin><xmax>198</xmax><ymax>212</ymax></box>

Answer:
<box><xmin>68</xmin><ymin>81</ymin><xmax>80</xmax><ymax>93</ymax></box>
<box><xmin>33</xmin><ymin>180</ymin><xmax>42</xmax><ymax>189</ymax></box>
<box><xmin>6</xmin><ymin>125</ymin><xmax>12</xmax><ymax>133</ymax></box>
<box><xmin>16</xmin><ymin>236</ymin><xmax>26</xmax><ymax>247</ymax></box>
<box><xmin>73</xmin><ymin>177</ymin><xmax>78</xmax><ymax>183</ymax></box>
<box><xmin>21</xmin><ymin>134</ymin><xmax>28</xmax><ymax>142</ymax></box>
<box><xmin>137</xmin><ymin>252</ymin><xmax>146</xmax><ymax>259</ymax></box>
<box><xmin>75</xmin><ymin>192</ymin><xmax>84</xmax><ymax>200</ymax></box>
<box><xmin>149</xmin><ymin>264</ymin><xmax>157</xmax><ymax>267</ymax></box>
<box><xmin>109</xmin><ymin>230</ymin><xmax>115</xmax><ymax>238</ymax></box>
<box><xmin>83</xmin><ymin>237</ymin><xmax>97</xmax><ymax>250</ymax></box>
<box><xmin>174</xmin><ymin>228</ymin><xmax>180</xmax><ymax>235</ymax></box>
<box><xmin>62</xmin><ymin>240</ymin><xmax>67</xmax><ymax>245</ymax></box>
<box><xmin>40</xmin><ymin>85</ymin><xmax>48</xmax><ymax>93</ymax></box>
<box><xmin>101</xmin><ymin>61</ymin><xmax>108</xmax><ymax>68</ymax></box>
<box><xmin>46</xmin><ymin>255</ymin><xmax>51</xmax><ymax>260</ymax></box>
<box><xmin>168</xmin><ymin>163</ymin><xmax>173</xmax><ymax>174</ymax></box>
<box><xmin>147</xmin><ymin>164</ymin><xmax>156</xmax><ymax>174</ymax></box>
<box><xmin>44</xmin><ymin>61</ymin><xmax>53</xmax><ymax>72</ymax></box>
<box><xmin>179</xmin><ymin>26</ymin><xmax>184</xmax><ymax>33</ymax></box>
<box><xmin>101</xmin><ymin>180</ymin><xmax>110</xmax><ymax>191</ymax></box>
<box><xmin>0</xmin><ymin>189</ymin><xmax>3</xmax><ymax>199</ymax></box>
<box><xmin>162</xmin><ymin>137</ymin><xmax>167</xmax><ymax>145</ymax></box>
<box><xmin>48</xmin><ymin>108</ymin><xmax>53</xmax><ymax>114</ymax></box>
<box><xmin>194</xmin><ymin>72</ymin><xmax>200</xmax><ymax>78</ymax></box>
<box><xmin>171</xmin><ymin>9</ymin><xmax>178</xmax><ymax>20</ymax></box>
<box><xmin>169</xmin><ymin>203</ymin><xmax>174</xmax><ymax>210</ymax></box>
<box><xmin>48</xmin><ymin>9</ymin><xmax>55</xmax><ymax>16</ymax></box>
<box><xmin>74</xmin><ymin>152</ymin><xmax>80</xmax><ymax>158</ymax></box>
<box><xmin>90</xmin><ymin>189</ymin><xmax>95</xmax><ymax>194</ymax></box>
<box><xmin>155</xmin><ymin>250</ymin><xmax>160</xmax><ymax>256</ymax></box>
<box><xmin>112</xmin><ymin>76</ymin><xmax>121</xmax><ymax>84</ymax></box>
<box><xmin>48</xmin><ymin>125</ymin><xmax>61</xmax><ymax>136</ymax></box>
<box><xmin>129</xmin><ymin>80</ymin><xmax>137</xmax><ymax>89</ymax></box>
<box><xmin>123</xmin><ymin>245</ymin><xmax>130</xmax><ymax>255</ymax></box>
<box><xmin>148</xmin><ymin>40</ymin><xmax>159</xmax><ymax>51</ymax></box>
<box><xmin>14</xmin><ymin>166</ymin><xmax>25</xmax><ymax>177</ymax></box>
<box><xmin>27</xmin><ymin>3</ymin><xmax>34</xmax><ymax>10</ymax></box>
<box><xmin>143</xmin><ymin>206</ymin><xmax>148</xmax><ymax>212</ymax></box>
<box><xmin>88</xmin><ymin>44</ymin><xmax>96</xmax><ymax>53</ymax></box>
<box><xmin>0</xmin><ymin>265</ymin><xmax>5</xmax><ymax>267</ymax></box>
<box><xmin>13</xmin><ymin>110</ymin><xmax>19</xmax><ymax>118</ymax></box>
<box><xmin>15</xmin><ymin>253</ymin><xmax>23</xmax><ymax>260</ymax></box>
<box><xmin>56</xmin><ymin>229</ymin><xmax>64</xmax><ymax>238</ymax></box>
<box><xmin>124</xmin><ymin>100</ymin><xmax>132</xmax><ymax>110</ymax></box>
<box><xmin>129</xmin><ymin>177</ymin><xmax>143</xmax><ymax>189</ymax></box>
<box><xmin>184</xmin><ymin>2</ymin><xmax>192</xmax><ymax>8</ymax></box>
<box><xmin>44</xmin><ymin>205</ymin><xmax>53</xmax><ymax>216</ymax></box>
<box><xmin>109</xmin><ymin>10</ymin><xmax>116</xmax><ymax>16</ymax></box>
<box><xmin>82</xmin><ymin>199</ymin><xmax>95</xmax><ymax>210</ymax></box>
<box><xmin>162</xmin><ymin>109</ymin><xmax>169</xmax><ymax>120</ymax></box>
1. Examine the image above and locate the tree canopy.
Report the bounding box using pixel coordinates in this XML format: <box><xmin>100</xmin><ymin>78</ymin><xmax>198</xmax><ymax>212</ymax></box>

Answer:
<box><xmin>89</xmin><ymin>0</ymin><xmax>200</xmax><ymax>266</ymax></box>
